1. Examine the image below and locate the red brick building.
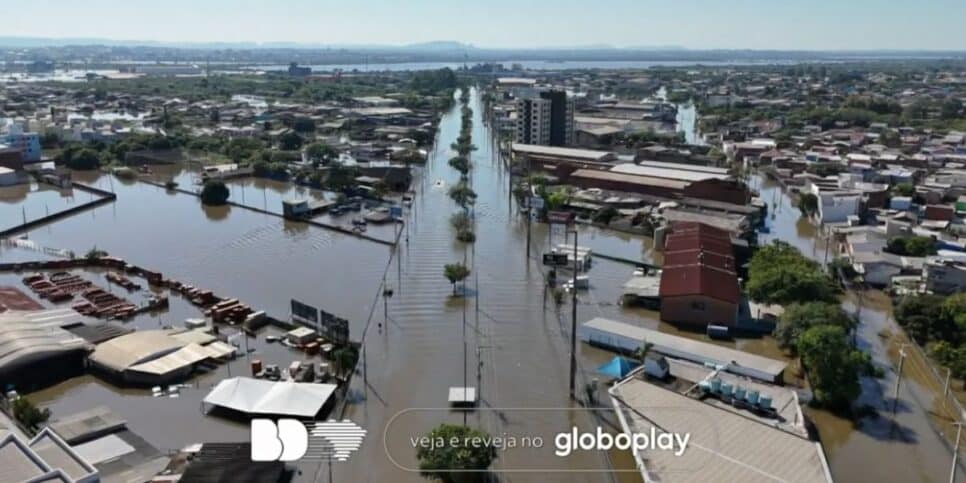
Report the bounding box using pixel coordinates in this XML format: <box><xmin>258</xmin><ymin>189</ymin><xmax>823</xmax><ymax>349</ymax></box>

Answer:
<box><xmin>659</xmin><ymin>222</ymin><xmax>740</xmax><ymax>328</ymax></box>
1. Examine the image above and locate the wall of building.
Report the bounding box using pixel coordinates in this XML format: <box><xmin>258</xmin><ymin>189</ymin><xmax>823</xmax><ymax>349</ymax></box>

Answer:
<box><xmin>660</xmin><ymin>295</ymin><xmax>737</xmax><ymax>328</ymax></box>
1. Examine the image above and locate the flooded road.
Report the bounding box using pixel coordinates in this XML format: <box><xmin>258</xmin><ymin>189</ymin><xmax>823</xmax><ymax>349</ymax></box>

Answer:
<box><xmin>1</xmin><ymin>86</ymin><xmax>957</xmax><ymax>482</ymax></box>
<box><xmin>753</xmin><ymin>174</ymin><xmax>966</xmax><ymax>483</ymax></box>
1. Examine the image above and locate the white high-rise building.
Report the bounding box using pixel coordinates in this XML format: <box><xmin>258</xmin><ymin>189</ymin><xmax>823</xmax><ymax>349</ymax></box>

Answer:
<box><xmin>514</xmin><ymin>89</ymin><xmax>573</xmax><ymax>147</ymax></box>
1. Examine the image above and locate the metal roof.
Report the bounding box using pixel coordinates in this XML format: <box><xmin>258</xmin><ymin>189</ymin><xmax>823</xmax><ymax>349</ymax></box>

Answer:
<box><xmin>0</xmin><ymin>311</ymin><xmax>90</xmax><ymax>375</ymax></box>
<box><xmin>611</xmin><ymin>163</ymin><xmax>731</xmax><ymax>183</ymax></box>
<box><xmin>611</xmin><ymin>378</ymin><xmax>831</xmax><ymax>483</ymax></box>
<box><xmin>511</xmin><ymin>143</ymin><xmax>615</xmax><ymax>161</ymax></box>
<box><xmin>204</xmin><ymin>377</ymin><xmax>337</xmax><ymax>417</ymax></box>
<box><xmin>89</xmin><ymin>330</ymin><xmax>184</xmax><ymax>372</ymax></box>
<box><xmin>581</xmin><ymin>318</ymin><xmax>787</xmax><ymax>379</ymax></box>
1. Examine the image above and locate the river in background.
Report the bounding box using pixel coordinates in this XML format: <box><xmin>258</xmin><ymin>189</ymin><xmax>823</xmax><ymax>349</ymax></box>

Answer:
<box><xmin>1</xmin><ymin>83</ymin><xmax>960</xmax><ymax>481</ymax></box>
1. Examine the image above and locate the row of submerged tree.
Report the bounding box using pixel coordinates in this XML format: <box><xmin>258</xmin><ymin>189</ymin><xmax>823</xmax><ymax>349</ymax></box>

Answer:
<box><xmin>443</xmin><ymin>89</ymin><xmax>477</xmax><ymax>296</ymax></box>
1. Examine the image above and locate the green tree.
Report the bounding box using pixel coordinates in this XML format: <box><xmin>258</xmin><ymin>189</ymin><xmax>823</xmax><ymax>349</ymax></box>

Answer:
<box><xmin>448</xmin><ymin>182</ymin><xmax>477</xmax><ymax>208</ymax></box>
<box><xmin>443</xmin><ymin>263</ymin><xmax>471</xmax><ymax>295</ymax></box>
<box><xmin>279</xmin><ymin>131</ymin><xmax>304</xmax><ymax>151</ymax></box>
<box><xmin>775</xmin><ymin>302</ymin><xmax>856</xmax><ymax>350</ymax></box>
<box><xmin>325</xmin><ymin>163</ymin><xmax>358</xmax><ymax>192</ymax></box>
<box><xmin>796</xmin><ymin>193</ymin><xmax>818</xmax><ymax>216</ymax></box>
<box><xmin>64</xmin><ymin>147</ymin><xmax>101</xmax><ymax>170</ymax></box>
<box><xmin>594</xmin><ymin>206</ymin><xmax>619</xmax><ymax>225</ymax></box>
<box><xmin>12</xmin><ymin>397</ymin><xmax>51</xmax><ymax>435</ymax></box>
<box><xmin>885</xmin><ymin>236</ymin><xmax>937</xmax><ymax>257</ymax></box>
<box><xmin>893</xmin><ymin>183</ymin><xmax>915</xmax><ymax>197</ymax></box>
<box><xmin>746</xmin><ymin>241</ymin><xmax>839</xmax><ymax>305</ymax></box>
<box><xmin>200</xmin><ymin>180</ymin><xmax>230</xmax><ymax>206</ymax></box>
<box><xmin>895</xmin><ymin>294</ymin><xmax>957</xmax><ymax>344</ymax></box>
<box><xmin>797</xmin><ymin>325</ymin><xmax>873</xmax><ymax>410</ymax></box>
<box><xmin>332</xmin><ymin>345</ymin><xmax>359</xmax><ymax>379</ymax></box>
<box><xmin>416</xmin><ymin>424</ymin><xmax>497</xmax><ymax>483</ymax></box>
<box><xmin>292</xmin><ymin>116</ymin><xmax>316</xmax><ymax>133</ymax></box>
<box><xmin>306</xmin><ymin>142</ymin><xmax>337</xmax><ymax>164</ymax></box>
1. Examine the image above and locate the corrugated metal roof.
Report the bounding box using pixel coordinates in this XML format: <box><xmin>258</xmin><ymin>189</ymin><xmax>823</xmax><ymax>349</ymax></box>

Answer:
<box><xmin>582</xmin><ymin>318</ymin><xmax>787</xmax><ymax>378</ymax></box>
<box><xmin>612</xmin><ymin>163</ymin><xmax>731</xmax><ymax>182</ymax></box>
<box><xmin>89</xmin><ymin>331</ymin><xmax>184</xmax><ymax>372</ymax></box>
<box><xmin>203</xmin><ymin>377</ymin><xmax>337</xmax><ymax>417</ymax></box>
<box><xmin>612</xmin><ymin>378</ymin><xmax>831</xmax><ymax>483</ymax></box>
<box><xmin>128</xmin><ymin>343</ymin><xmax>211</xmax><ymax>376</ymax></box>
<box><xmin>570</xmin><ymin>169</ymin><xmax>690</xmax><ymax>190</ymax></box>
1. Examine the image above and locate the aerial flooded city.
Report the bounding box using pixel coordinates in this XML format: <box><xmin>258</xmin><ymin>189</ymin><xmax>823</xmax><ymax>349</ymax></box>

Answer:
<box><xmin>1</xmin><ymin>3</ymin><xmax>966</xmax><ymax>483</ymax></box>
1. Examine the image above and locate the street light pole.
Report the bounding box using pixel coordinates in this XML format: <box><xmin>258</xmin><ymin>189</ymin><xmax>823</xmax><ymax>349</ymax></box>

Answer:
<box><xmin>951</xmin><ymin>421</ymin><xmax>963</xmax><ymax>483</ymax></box>
<box><xmin>569</xmin><ymin>228</ymin><xmax>578</xmax><ymax>400</ymax></box>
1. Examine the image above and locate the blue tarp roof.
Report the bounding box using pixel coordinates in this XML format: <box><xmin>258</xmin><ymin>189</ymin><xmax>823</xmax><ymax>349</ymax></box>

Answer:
<box><xmin>597</xmin><ymin>356</ymin><xmax>640</xmax><ymax>379</ymax></box>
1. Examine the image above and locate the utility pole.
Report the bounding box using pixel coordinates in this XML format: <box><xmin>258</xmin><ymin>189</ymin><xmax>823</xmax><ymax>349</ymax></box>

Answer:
<box><xmin>951</xmin><ymin>421</ymin><xmax>963</xmax><ymax>483</ymax></box>
<box><xmin>525</xmin><ymin>154</ymin><xmax>532</xmax><ymax>259</ymax></box>
<box><xmin>569</xmin><ymin>229</ymin><xmax>578</xmax><ymax>400</ymax></box>
<box><xmin>893</xmin><ymin>343</ymin><xmax>907</xmax><ymax>413</ymax></box>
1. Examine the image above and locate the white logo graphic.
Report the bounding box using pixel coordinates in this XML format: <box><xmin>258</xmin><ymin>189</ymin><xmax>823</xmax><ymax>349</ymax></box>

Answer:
<box><xmin>250</xmin><ymin>419</ymin><xmax>367</xmax><ymax>462</ymax></box>
<box><xmin>309</xmin><ymin>420</ymin><xmax>367</xmax><ymax>461</ymax></box>
<box><xmin>251</xmin><ymin>418</ymin><xmax>309</xmax><ymax>462</ymax></box>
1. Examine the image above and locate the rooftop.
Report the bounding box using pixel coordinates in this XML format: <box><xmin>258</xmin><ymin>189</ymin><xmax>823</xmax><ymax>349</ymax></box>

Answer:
<box><xmin>611</xmin><ymin>378</ymin><xmax>831</xmax><ymax>483</ymax></box>
<box><xmin>581</xmin><ymin>317</ymin><xmax>787</xmax><ymax>380</ymax></box>
<box><xmin>511</xmin><ymin>143</ymin><xmax>616</xmax><ymax>162</ymax></box>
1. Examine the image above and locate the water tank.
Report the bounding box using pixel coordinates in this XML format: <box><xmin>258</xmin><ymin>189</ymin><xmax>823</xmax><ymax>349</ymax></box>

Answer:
<box><xmin>710</xmin><ymin>378</ymin><xmax>722</xmax><ymax>393</ymax></box>
<box><xmin>720</xmin><ymin>382</ymin><xmax>733</xmax><ymax>397</ymax></box>
<box><xmin>734</xmin><ymin>386</ymin><xmax>746</xmax><ymax>400</ymax></box>
<box><xmin>758</xmin><ymin>395</ymin><xmax>772</xmax><ymax>410</ymax></box>
<box><xmin>746</xmin><ymin>390</ymin><xmax>760</xmax><ymax>405</ymax></box>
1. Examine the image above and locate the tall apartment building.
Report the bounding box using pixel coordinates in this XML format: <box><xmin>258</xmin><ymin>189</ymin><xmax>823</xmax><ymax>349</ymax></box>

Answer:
<box><xmin>515</xmin><ymin>89</ymin><xmax>573</xmax><ymax>146</ymax></box>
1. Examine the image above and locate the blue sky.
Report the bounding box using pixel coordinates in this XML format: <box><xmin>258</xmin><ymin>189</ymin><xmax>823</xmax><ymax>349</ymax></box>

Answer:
<box><xmin>3</xmin><ymin>0</ymin><xmax>965</xmax><ymax>50</ymax></box>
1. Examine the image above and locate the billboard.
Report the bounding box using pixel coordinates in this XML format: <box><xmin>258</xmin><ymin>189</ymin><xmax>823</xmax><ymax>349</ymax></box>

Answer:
<box><xmin>291</xmin><ymin>299</ymin><xmax>319</xmax><ymax>325</ymax></box>
<box><xmin>543</xmin><ymin>252</ymin><xmax>570</xmax><ymax>267</ymax></box>
<box><xmin>319</xmin><ymin>309</ymin><xmax>350</xmax><ymax>346</ymax></box>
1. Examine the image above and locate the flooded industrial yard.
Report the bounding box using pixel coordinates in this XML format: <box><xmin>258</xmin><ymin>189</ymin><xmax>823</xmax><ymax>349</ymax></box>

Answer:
<box><xmin>0</xmin><ymin>87</ymin><xmax>960</xmax><ymax>483</ymax></box>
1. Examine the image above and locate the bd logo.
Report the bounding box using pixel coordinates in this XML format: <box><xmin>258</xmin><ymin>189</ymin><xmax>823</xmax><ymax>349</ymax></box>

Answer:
<box><xmin>251</xmin><ymin>419</ymin><xmax>367</xmax><ymax>462</ymax></box>
<box><xmin>251</xmin><ymin>419</ymin><xmax>308</xmax><ymax>461</ymax></box>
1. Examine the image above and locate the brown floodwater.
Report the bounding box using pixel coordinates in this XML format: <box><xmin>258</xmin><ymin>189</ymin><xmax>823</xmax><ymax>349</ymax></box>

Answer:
<box><xmin>753</xmin><ymin>176</ymin><xmax>966</xmax><ymax>483</ymax></box>
<box><xmin>3</xmin><ymin>88</ymin><xmax>956</xmax><ymax>482</ymax></box>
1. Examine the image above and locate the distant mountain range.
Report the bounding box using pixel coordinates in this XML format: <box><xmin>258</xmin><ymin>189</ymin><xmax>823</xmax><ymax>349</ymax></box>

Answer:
<box><xmin>1</xmin><ymin>37</ymin><xmax>964</xmax><ymax>67</ymax></box>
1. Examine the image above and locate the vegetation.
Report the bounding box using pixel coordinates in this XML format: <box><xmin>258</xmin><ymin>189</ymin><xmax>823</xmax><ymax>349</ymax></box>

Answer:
<box><xmin>332</xmin><ymin>345</ymin><xmax>360</xmax><ymax>379</ymax></box>
<box><xmin>305</xmin><ymin>142</ymin><xmax>337</xmax><ymax>164</ymax></box>
<box><xmin>12</xmin><ymin>397</ymin><xmax>51</xmax><ymax>435</ymax></box>
<box><xmin>796</xmin><ymin>193</ymin><xmax>818</xmax><ymax>217</ymax></box>
<box><xmin>411</xmin><ymin>68</ymin><xmax>458</xmax><ymax>94</ymax></box>
<box><xmin>894</xmin><ymin>293</ymin><xmax>966</xmax><ymax>386</ymax></box>
<box><xmin>885</xmin><ymin>236</ymin><xmax>937</xmax><ymax>257</ymax></box>
<box><xmin>797</xmin><ymin>325</ymin><xmax>874</xmax><ymax>410</ymax></box>
<box><xmin>775</xmin><ymin>302</ymin><xmax>856</xmax><ymax>351</ymax></box>
<box><xmin>448</xmin><ymin>181</ymin><xmax>477</xmax><ymax>208</ymax></box>
<box><xmin>62</xmin><ymin>146</ymin><xmax>101</xmax><ymax>170</ymax></box>
<box><xmin>416</xmin><ymin>423</ymin><xmax>497</xmax><ymax>483</ymax></box>
<box><xmin>443</xmin><ymin>263</ymin><xmax>471</xmax><ymax>295</ymax></box>
<box><xmin>200</xmin><ymin>180</ymin><xmax>230</xmax><ymax>205</ymax></box>
<box><xmin>593</xmin><ymin>206</ymin><xmax>619</xmax><ymax>225</ymax></box>
<box><xmin>450</xmin><ymin>212</ymin><xmax>476</xmax><ymax>244</ymax></box>
<box><xmin>747</xmin><ymin>241</ymin><xmax>839</xmax><ymax>305</ymax></box>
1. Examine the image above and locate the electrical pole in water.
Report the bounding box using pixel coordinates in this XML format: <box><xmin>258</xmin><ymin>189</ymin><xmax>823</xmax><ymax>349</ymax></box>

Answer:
<box><xmin>893</xmin><ymin>343</ymin><xmax>907</xmax><ymax>413</ymax></box>
<box><xmin>569</xmin><ymin>229</ymin><xmax>578</xmax><ymax>400</ymax></box>
<box><xmin>951</xmin><ymin>420</ymin><xmax>963</xmax><ymax>483</ymax></box>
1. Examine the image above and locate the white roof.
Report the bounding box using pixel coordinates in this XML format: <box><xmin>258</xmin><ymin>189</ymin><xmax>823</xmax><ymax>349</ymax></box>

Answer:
<box><xmin>582</xmin><ymin>318</ymin><xmax>787</xmax><ymax>379</ymax></box>
<box><xmin>204</xmin><ymin>377</ymin><xmax>337</xmax><ymax>417</ymax></box>
<box><xmin>127</xmin><ymin>343</ymin><xmax>211</xmax><ymax>376</ymax></box>
<box><xmin>89</xmin><ymin>331</ymin><xmax>184</xmax><ymax>372</ymax></box>
<box><xmin>71</xmin><ymin>434</ymin><xmax>134</xmax><ymax>465</ymax></box>
<box><xmin>511</xmin><ymin>143</ymin><xmax>615</xmax><ymax>161</ymax></box>
<box><xmin>0</xmin><ymin>310</ymin><xmax>90</xmax><ymax>374</ymax></box>
<box><xmin>612</xmin><ymin>378</ymin><xmax>831</xmax><ymax>483</ymax></box>
<box><xmin>611</xmin><ymin>163</ymin><xmax>731</xmax><ymax>182</ymax></box>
